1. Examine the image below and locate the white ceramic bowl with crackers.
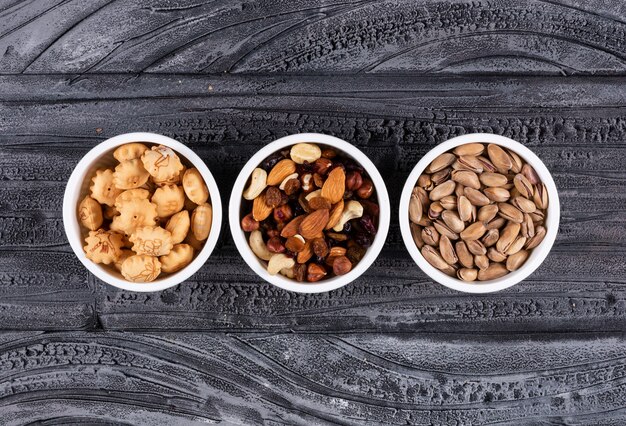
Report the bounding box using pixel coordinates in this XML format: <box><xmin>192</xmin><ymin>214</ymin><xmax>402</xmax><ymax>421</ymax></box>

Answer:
<box><xmin>63</xmin><ymin>132</ymin><xmax>222</xmax><ymax>292</ymax></box>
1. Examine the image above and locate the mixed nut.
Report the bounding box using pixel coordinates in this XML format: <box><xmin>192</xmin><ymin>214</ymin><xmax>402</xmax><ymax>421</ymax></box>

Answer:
<box><xmin>240</xmin><ymin>143</ymin><xmax>379</xmax><ymax>282</ymax></box>
<box><xmin>79</xmin><ymin>143</ymin><xmax>212</xmax><ymax>282</ymax></box>
<box><xmin>409</xmin><ymin>143</ymin><xmax>549</xmax><ymax>281</ymax></box>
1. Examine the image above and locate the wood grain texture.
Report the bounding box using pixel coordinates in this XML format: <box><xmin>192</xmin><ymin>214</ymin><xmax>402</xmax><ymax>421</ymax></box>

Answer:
<box><xmin>0</xmin><ymin>74</ymin><xmax>625</xmax><ymax>333</ymax></box>
<box><xmin>2</xmin><ymin>0</ymin><xmax>626</xmax><ymax>75</ymax></box>
<box><xmin>2</xmin><ymin>331</ymin><xmax>626</xmax><ymax>425</ymax></box>
<box><xmin>1</xmin><ymin>0</ymin><xmax>626</xmax><ymax>421</ymax></box>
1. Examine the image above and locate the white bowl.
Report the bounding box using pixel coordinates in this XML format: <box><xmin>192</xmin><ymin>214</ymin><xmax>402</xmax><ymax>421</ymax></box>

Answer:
<box><xmin>229</xmin><ymin>133</ymin><xmax>390</xmax><ymax>293</ymax></box>
<box><xmin>63</xmin><ymin>132</ymin><xmax>222</xmax><ymax>292</ymax></box>
<box><xmin>399</xmin><ymin>133</ymin><xmax>560</xmax><ymax>293</ymax></box>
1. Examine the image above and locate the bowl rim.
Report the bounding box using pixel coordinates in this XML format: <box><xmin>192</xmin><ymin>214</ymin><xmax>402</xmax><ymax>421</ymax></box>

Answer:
<box><xmin>399</xmin><ymin>133</ymin><xmax>560</xmax><ymax>293</ymax></box>
<box><xmin>229</xmin><ymin>133</ymin><xmax>390</xmax><ymax>294</ymax></box>
<box><xmin>62</xmin><ymin>132</ymin><xmax>222</xmax><ymax>292</ymax></box>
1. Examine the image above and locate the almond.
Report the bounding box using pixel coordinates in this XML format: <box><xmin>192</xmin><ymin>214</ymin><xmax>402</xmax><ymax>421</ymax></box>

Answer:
<box><xmin>325</xmin><ymin>199</ymin><xmax>344</xmax><ymax>230</ymax></box>
<box><xmin>298</xmin><ymin>208</ymin><xmax>329</xmax><ymax>239</ymax></box>
<box><xmin>252</xmin><ymin>193</ymin><xmax>272</xmax><ymax>221</ymax></box>
<box><xmin>267</xmin><ymin>159</ymin><xmax>296</xmax><ymax>186</ymax></box>
<box><xmin>297</xmin><ymin>241</ymin><xmax>313</xmax><ymax>263</ymax></box>
<box><xmin>280</xmin><ymin>216</ymin><xmax>305</xmax><ymax>238</ymax></box>
<box><xmin>321</xmin><ymin>167</ymin><xmax>345</xmax><ymax>204</ymax></box>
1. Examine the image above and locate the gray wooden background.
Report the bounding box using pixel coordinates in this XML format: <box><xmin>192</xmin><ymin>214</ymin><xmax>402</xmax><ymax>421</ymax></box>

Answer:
<box><xmin>1</xmin><ymin>0</ymin><xmax>626</xmax><ymax>424</ymax></box>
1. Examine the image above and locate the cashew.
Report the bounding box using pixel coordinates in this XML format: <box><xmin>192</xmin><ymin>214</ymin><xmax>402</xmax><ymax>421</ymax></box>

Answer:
<box><xmin>332</xmin><ymin>200</ymin><xmax>364</xmax><ymax>232</ymax></box>
<box><xmin>267</xmin><ymin>253</ymin><xmax>295</xmax><ymax>275</ymax></box>
<box><xmin>243</xmin><ymin>168</ymin><xmax>267</xmax><ymax>200</ymax></box>
<box><xmin>279</xmin><ymin>173</ymin><xmax>299</xmax><ymax>190</ymax></box>
<box><xmin>280</xmin><ymin>267</ymin><xmax>295</xmax><ymax>278</ymax></box>
<box><xmin>249</xmin><ymin>230</ymin><xmax>272</xmax><ymax>261</ymax></box>
<box><xmin>305</xmin><ymin>189</ymin><xmax>322</xmax><ymax>201</ymax></box>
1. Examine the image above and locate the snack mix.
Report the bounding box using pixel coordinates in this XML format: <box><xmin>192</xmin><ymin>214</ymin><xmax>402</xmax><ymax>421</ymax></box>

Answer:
<box><xmin>409</xmin><ymin>143</ymin><xmax>549</xmax><ymax>281</ymax></box>
<box><xmin>79</xmin><ymin>143</ymin><xmax>212</xmax><ymax>282</ymax></box>
<box><xmin>240</xmin><ymin>143</ymin><xmax>379</xmax><ymax>282</ymax></box>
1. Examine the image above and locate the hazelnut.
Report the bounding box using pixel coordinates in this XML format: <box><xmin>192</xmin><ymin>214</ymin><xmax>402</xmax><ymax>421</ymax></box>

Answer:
<box><xmin>345</xmin><ymin>171</ymin><xmax>363</xmax><ymax>191</ymax></box>
<box><xmin>266</xmin><ymin>228</ymin><xmax>279</xmax><ymax>238</ymax></box>
<box><xmin>241</xmin><ymin>213</ymin><xmax>259</xmax><ymax>232</ymax></box>
<box><xmin>307</xmin><ymin>263</ymin><xmax>327</xmax><ymax>282</ymax></box>
<box><xmin>267</xmin><ymin>236</ymin><xmax>285</xmax><ymax>253</ymax></box>
<box><xmin>332</xmin><ymin>255</ymin><xmax>352</xmax><ymax>276</ymax></box>
<box><xmin>313</xmin><ymin>158</ymin><xmax>333</xmax><ymax>175</ymax></box>
<box><xmin>273</xmin><ymin>204</ymin><xmax>293</xmax><ymax>223</ymax></box>
<box><xmin>311</xmin><ymin>238</ymin><xmax>329</xmax><ymax>258</ymax></box>
<box><xmin>356</xmin><ymin>179</ymin><xmax>374</xmax><ymax>199</ymax></box>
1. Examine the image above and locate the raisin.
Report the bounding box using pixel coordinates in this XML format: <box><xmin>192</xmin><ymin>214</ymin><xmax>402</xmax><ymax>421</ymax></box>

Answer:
<box><xmin>261</xmin><ymin>152</ymin><xmax>284</xmax><ymax>172</ymax></box>
<box><xmin>265</xmin><ymin>187</ymin><xmax>283</xmax><ymax>208</ymax></box>
<box><xmin>346</xmin><ymin>244</ymin><xmax>366</xmax><ymax>264</ymax></box>
<box><xmin>312</xmin><ymin>238</ymin><xmax>329</xmax><ymax>258</ymax></box>
<box><xmin>359</xmin><ymin>215</ymin><xmax>377</xmax><ymax>235</ymax></box>
<box><xmin>294</xmin><ymin>263</ymin><xmax>307</xmax><ymax>282</ymax></box>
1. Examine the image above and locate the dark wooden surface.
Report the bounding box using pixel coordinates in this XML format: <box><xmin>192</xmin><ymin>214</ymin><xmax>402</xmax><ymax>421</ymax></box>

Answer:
<box><xmin>1</xmin><ymin>0</ymin><xmax>626</xmax><ymax>424</ymax></box>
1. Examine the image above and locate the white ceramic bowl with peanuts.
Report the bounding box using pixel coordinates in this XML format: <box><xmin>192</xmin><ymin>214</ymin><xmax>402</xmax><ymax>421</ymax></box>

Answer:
<box><xmin>399</xmin><ymin>133</ymin><xmax>560</xmax><ymax>293</ymax></box>
<box><xmin>63</xmin><ymin>132</ymin><xmax>222</xmax><ymax>292</ymax></box>
<box><xmin>230</xmin><ymin>133</ymin><xmax>390</xmax><ymax>293</ymax></box>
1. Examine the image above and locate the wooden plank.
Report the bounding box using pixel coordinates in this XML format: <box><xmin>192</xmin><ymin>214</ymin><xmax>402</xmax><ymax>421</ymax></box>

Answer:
<box><xmin>94</xmin><ymin>249</ymin><xmax>626</xmax><ymax>332</ymax></box>
<box><xmin>1</xmin><ymin>0</ymin><xmax>626</xmax><ymax>75</ymax></box>
<box><xmin>2</xmin><ymin>331</ymin><xmax>626</xmax><ymax>424</ymax></box>
<box><xmin>0</xmin><ymin>252</ymin><xmax>95</xmax><ymax>329</ymax></box>
<box><xmin>0</xmin><ymin>74</ymin><xmax>625</xmax><ymax>331</ymax></box>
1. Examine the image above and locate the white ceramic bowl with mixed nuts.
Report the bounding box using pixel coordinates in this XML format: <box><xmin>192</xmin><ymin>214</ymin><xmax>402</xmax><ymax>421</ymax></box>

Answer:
<box><xmin>230</xmin><ymin>133</ymin><xmax>390</xmax><ymax>293</ymax></box>
<box><xmin>63</xmin><ymin>132</ymin><xmax>222</xmax><ymax>292</ymax></box>
<box><xmin>399</xmin><ymin>133</ymin><xmax>559</xmax><ymax>293</ymax></box>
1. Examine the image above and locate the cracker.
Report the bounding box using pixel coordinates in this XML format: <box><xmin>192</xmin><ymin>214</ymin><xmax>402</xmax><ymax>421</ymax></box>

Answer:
<box><xmin>165</xmin><ymin>210</ymin><xmax>190</xmax><ymax>244</ymax></box>
<box><xmin>182</xmin><ymin>168</ymin><xmax>209</xmax><ymax>205</ymax></box>
<box><xmin>78</xmin><ymin>195</ymin><xmax>103</xmax><ymax>231</ymax></box>
<box><xmin>83</xmin><ymin>229</ymin><xmax>124</xmax><ymax>264</ymax></box>
<box><xmin>129</xmin><ymin>225</ymin><xmax>173</xmax><ymax>256</ymax></box>
<box><xmin>151</xmin><ymin>184</ymin><xmax>185</xmax><ymax>218</ymax></box>
<box><xmin>121</xmin><ymin>255</ymin><xmax>161</xmax><ymax>282</ymax></box>
<box><xmin>113</xmin><ymin>159</ymin><xmax>150</xmax><ymax>190</ymax></box>
<box><xmin>113</xmin><ymin>143</ymin><xmax>149</xmax><ymax>162</ymax></box>
<box><xmin>160</xmin><ymin>244</ymin><xmax>194</xmax><ymax>273</ymax></box>
<box><xmin>191</xmin><ymin>203</ymin><xmax>212</xmax><ymax>241</ymax></box>
<box><xmin>114</xmin><ymin>249</ymin><xmax>134</xmax><ymax>271</ymax></box>
<box><xmin>141</xmin><ymin>145</ymin><xmax>184</xmax><ymax>182</ymax></box>
<box><xmin>110</xmin><ymin>198</ymin><xmax>157</xmax><ymax>236</ymax></box>
<box><xmin>103</xmin><ymin>205</ymin><xmax>119</xmax><ymax>220</ymax></box>
<box><xmin>114</xmin><ymin>188</ymin><xmax>151</xmax><ymax>210</ymax></box>
<box><xmin>90</xmin><ymin>169</ymin><xmax>123</xmax><ymax>206</ymax></box>
<box><xmin>154</xmin><ymin>165</ymin><xmax>185</xmax><ymax>187</ymax></box>
<box><xmin>184</xmin><ymin>228</ymin><xmax>203</xmax><ymax>251</ymax></box>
